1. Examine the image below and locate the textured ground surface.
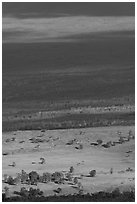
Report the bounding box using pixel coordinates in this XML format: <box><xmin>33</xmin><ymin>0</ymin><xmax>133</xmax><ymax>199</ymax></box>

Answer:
<box><xmin>2</xmin><ymin>125</ymin><xmax>135</xmax><ymax>197</ymax></box>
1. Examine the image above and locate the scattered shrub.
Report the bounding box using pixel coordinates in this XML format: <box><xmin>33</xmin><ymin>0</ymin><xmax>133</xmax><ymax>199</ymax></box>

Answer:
<box><xmin>8</xmin><ymin>162</ymin><xmax>16</xmax><ymax>167</ymax></box>
<box><xmin>102</xmin><ymin>143</ymin><xmax>111</xmax><ymax>148</ymax></box>
<box><xmin>3</xmin><ymin>186</ymin><xmax>9</xmax><ymax>197</ymax></box>
<box><xmin>39</xmin><ymin>157</ymin><xmax>45</xmax><ymax>164</ymax></box>
<box><xmin>119</xmin><ymin>137</ymin><xmax>125</xmax><ymax>144</ymax></box>
<box><xmin>128</xmin><ymin>130</ymin><xmax>134</xmax><ymax>140</ymax></box>
<box><xmin>73</xmin><ymin>177</ymin><xmax>78</xmax><ymax>184</ymax></box>
<box><xmin>126</xmin><ymin>167</ymin><xmax>133</xmax><ymax>172</ymax></box>
<box><xmin>54</xmin><ymin>188</ymin><xmax>62</xmax><ymax>194</ymax></box>
<box><xmin>41</xmin><ymin>129</ymin><xmax>46</xmax><ymax>132</ymax></box>
<box><xmin>29</xmin><ymin>187</ymin><xmax>43</xmax><ymax>197</ymax></box>
<box><xmin>66</xmin><ymin>140</ymin><xmax>74</xmax><ymax>145</ymax></box>
<box><xmin>89</xmin><ymin>170</ymin><xmax>96</xmax><ymax>177</ymax></box>
<box><xmin>20</xmin><ymin>187</ymin><xmax>29</xmax><ymax>197</ymax></box>
<box><xmin>75</xmin><ymin>143</ymin><xmax>83</xmax><ymax>149</ymax></box>
<box><xmin>65</xmin><ymin>172</ymin><xmax>72</xmax><ymax>181</ymax></box>
<box><xmin>7</xmin><ymin>176</ymin><xmax>15</xmax><ymax>185</ymax></box>
<box><xmin>77</xmin><ymin>182</ymin><xmax>83</xmax><ymax>191</ymax></box>
<box><xmin>97</xmin><ymin>139</ymin><xmax>103</xmax><ymax>145</ymax></box>
<box><xmin>3</xmin><ymin>174</ymin><xmax>8</xmax><ymax>183</ymax></box>
<box><xmin>14</xmin><ymin>177</ymin><xmax>21</xmax><ymax>185</ymax></box>
<box><xmin>110</xmin><ymin>168</ymin><xmax>113</xmax><ymax>174</ymax></box>
<box><xmin>69</xmin><ymin>166</ymin><xmax>74</xmax><ymax>173</ymax></box>
<box><xmin>79</xmin><ymin>144</ymin><xmax>83</xmax><ymax>149</ymax></box>
<box><xmin>19</xmin><ymin>140</ymin><xmax>25</xmax><ymax>143</ymax></box>
<box><xmin>111</xmin><ymin>188</ymin><xmax>120</xmax><ymax>197</ymax></box>
<box><xmin>5</xmin><ymin>138</ymin><xmax>10</xmax><ymax>143</ymax></box>
<box><xmin>90</xmin><ymin>142</ymin><xmax>98</xmax><ymax>146</ymax></box>
<box><xmin>3</xmin><ymin>152</ymin><xmax>9</xmax><ymax>156</ymax></box>
<box><xmin>30</xmin><ymin>137</ymin><xmax>45</xmax><ymax>143</ymax></box>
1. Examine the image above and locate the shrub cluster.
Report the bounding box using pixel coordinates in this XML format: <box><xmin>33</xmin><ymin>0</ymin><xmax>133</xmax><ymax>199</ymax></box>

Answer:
<box><xmin>3</xmin><ymin>168</ymin><xmax>76</xmax><ymax>186</ymax></box>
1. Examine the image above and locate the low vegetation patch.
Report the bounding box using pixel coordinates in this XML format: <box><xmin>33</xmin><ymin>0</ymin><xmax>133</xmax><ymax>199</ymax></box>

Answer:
<box><xmin>2</xmin><ymin>189</ymin><xmax>135</xmax><ymax>202</ymax></box>
<box><xmin>2</xmin><ymin>112</ymin><xmax>135</xmax><ymax>132</ymax></box>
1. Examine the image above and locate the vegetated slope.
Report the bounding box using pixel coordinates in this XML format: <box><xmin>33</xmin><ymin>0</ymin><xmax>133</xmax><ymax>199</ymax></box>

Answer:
<box><xmin>2</xmin><ymin>190</ymin><xmax>135</xmax><ymax>202</ymax></box>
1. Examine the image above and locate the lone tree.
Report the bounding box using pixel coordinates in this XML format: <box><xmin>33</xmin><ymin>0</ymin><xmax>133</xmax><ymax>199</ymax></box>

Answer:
<box><xmin>29</xmin><ymin>171</ymin><xmax>39</xmax><ymax>185</ymax></box>
<box><xmin>42</xmin><ymin>172</ymin><xmax>51</xmax><ymax>183</ymax></box>
<box><xmin>6</xmin><ymin>176</ymin><xmax>15</xmax><ymax>185</ymax></box>
<box><xmin>52</xmin><ymin>172</ymin><xmax>64</xmax><ymax>184</ymax></box>
<box><xmin>21</xmin><ymin>170</ymin><xmax>29</xmax><ymax>184</ymax></box>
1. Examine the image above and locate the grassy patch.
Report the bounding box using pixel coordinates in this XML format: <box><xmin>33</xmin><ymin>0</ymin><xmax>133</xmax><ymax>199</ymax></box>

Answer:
<box><xmin>2</xmin><ymin>112</ymin><xmax>134</xmax><ymax>132</ymax></box>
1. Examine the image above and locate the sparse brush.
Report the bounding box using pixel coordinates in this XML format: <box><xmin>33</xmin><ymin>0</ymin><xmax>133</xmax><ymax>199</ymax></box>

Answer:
<box><xmin>4</xmin><ymin>186</ymin><xmax>9</xmax><ymax>193</ymax></box>
<box><xmin>20</xmin><ymin>187</ymin><xmax>29</xmax><ymax>197</ymax></box>
<box><xmin>4</xmin><ymin>186</ymin><xmax>9</xmax><ymax>197</ymax></box>
<box><xmin>12</xmin><ymin>162</ymin><xmax>16</xmax><ymax>167</ymax></box>
<box><xmin>73</xmin><ymin>177</ymin><xmax>78</xmax><ymax>184</ymax></box>
<box><xmin>112</xmin><ymin>188</ymin><xmax>120</xmax><ymax>196</ymax></box>
<box><xmin>14</xmin><ymin>177</ymin><xmax>21</xmax><ymax>185</ymax></box>
<box><xmin>66</xmin><ymin>140</ymin><xmax>74</xmax><ymax>145</ymax></box>
<box><xmin>41</xmin><ymin>129</ymin><xmax>46</xmax><ymax>132</ymax></box>
<box><xmin>77</xmin><ymin>182</ymin><xmax>83</xmax><ymax>190</ymax></box>
<box><xmin>29</xmin><ymin>187</ymin><xmax>43</xmax><ymax>197</ymax></box>
<box><xmin>65</xmin><ymin>172</ymin><xmax>72</xmax><ymax>181</ymax></box>
<box><xmin>110</xmin><ymin>168</ymin><xmax>113</xmax><ymax>174</ymax></box>
<box><xmin>75</xmin><ymin>143</ymin><xmax>83</xmax><ymax>150</ymax></box>
<box><xmin>3</xmin><ymin>174</ymin><xmax>8</xmax><ymax>183</ymax></box>
<box><xmin>128</xmin><ymin>130</ymin><xmax>133</xmax><ymax>136</ymax></box>
<box><xmin>69</xmin><ymin>166</ymin><xmax>74</xmax><ymax>173</ymax></box>
<box><xmin>119</xmin><ymin>137</ymin><xmax>125</xmax><ymax>143</ymax></box>
<box><xmin>128</xmin><ymin>130</ymin><xmax>134</xmax><ymax>139</ymax></box>
<box><xmin>79</xmin><ymin>144</ymin><xmax>83</xmax><ymax>149</ymax></box>
<box><xmin>8</xmin><ymin>162</ymin><xmax>16</xmax><ymax>167</ymax></box>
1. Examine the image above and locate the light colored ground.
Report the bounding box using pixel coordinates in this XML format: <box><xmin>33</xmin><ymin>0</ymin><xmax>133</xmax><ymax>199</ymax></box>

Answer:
<box><xmin>2</xmin><ymin>126</ymin><xmax>135</xmax><ymax>197</ymax></box>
